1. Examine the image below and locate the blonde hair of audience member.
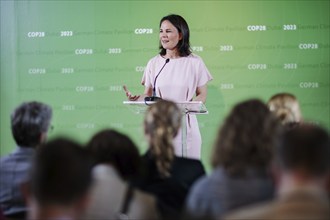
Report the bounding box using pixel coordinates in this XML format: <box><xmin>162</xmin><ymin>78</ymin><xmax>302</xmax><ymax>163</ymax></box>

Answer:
<box><xmin>144</xmin><ymin>100</ymin><xmax>181</xmax><ymax>178</ymax></box>
<box><xmin>268</xmin><ymin>93</ymin><xmax>302</xmax><ymax>126</ymax></box>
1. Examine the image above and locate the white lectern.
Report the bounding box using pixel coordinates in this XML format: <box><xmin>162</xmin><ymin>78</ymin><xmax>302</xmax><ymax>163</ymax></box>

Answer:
<box><xmin>123</xmin><ymin>101</ymin><xmax>208</xmax><ymax>157</ymax></box>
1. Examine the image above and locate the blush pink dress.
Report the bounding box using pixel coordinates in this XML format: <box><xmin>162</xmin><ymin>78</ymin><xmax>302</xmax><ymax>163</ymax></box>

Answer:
<box><xmin>142</xmin><ymin>54</ymin><xmax>213</xmax><ymax>159</ymax></box>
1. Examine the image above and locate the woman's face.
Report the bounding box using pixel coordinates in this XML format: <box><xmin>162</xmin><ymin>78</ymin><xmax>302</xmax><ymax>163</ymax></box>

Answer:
<box><xmin>159</xmin><ymin>20</ymin><xmax>182</xmax><ymax>51</ymax></box>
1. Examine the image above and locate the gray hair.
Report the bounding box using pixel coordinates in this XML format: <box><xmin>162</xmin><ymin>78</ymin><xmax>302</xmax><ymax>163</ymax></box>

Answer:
<box><xmin>11</xmin><ymin>101</ymin><xmax>52</xmax><ymax>147</ymax></box>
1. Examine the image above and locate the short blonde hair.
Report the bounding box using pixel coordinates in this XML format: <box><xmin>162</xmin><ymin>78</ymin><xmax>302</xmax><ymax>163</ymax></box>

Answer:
<box><xmin>268</xmin><ymin>93</ymin><xmax>302</xmax><ymax>125</ymax></box>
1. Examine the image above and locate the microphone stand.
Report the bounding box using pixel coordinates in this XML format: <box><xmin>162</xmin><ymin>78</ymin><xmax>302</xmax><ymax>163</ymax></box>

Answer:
<box><xmin>144</xmin><ymin>58</ymin><xmax>170</xmax><ymax>102</ymax></box>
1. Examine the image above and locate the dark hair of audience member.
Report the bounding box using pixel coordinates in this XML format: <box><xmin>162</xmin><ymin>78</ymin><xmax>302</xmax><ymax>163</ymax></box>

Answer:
<box><xmin>86</xmin><ymin>129</ymin><xmax>141</xmax><ymax>181</ymax></box>
<box><xmin>144</xmin><ymin>99</ymin><xmax>181</xmax><ymax>178</ymax></box>
<box><xmin>211</xmin><ymin>99</ymin><xmax>281</xmax><ymax>176</ymax></box>
<box><xmin>277</xmin><ymin>123</ymin><xmax>330</xmax><ymax>177</ymax></box>
<box><xmin>29</xmin><ymin>138</ymin><xmax>93</xmax><ymax>206</ymax></box>
<box><xmin>11</xmin><ymin>101</ymin><xmax>52</xmax><ymax>147</ymax></box>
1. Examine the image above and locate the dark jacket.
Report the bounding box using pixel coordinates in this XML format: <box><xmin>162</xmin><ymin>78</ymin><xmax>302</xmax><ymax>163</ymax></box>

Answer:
<box><xmin>132</xmin><ymin>151</ymin><xmax>205</xmax><ymax>219</ymax></box>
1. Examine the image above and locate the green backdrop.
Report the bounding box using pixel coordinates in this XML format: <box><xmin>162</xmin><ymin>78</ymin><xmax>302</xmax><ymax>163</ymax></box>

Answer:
<box><xmin>1</xmin><ymin>0</ymin><xmax>329</xmax><ymax>171</ymax></box>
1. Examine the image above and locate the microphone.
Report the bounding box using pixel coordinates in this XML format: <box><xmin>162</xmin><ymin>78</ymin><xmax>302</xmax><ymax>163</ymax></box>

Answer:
<box><xmin>145</xmin><ymin>58</ymin><xmax>170</xmax><ymax>102</ymax></box>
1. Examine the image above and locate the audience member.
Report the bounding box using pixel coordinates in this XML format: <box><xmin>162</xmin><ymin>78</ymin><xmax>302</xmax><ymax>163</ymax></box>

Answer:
<box><xmin>225</xmin><ymin>123</ymin><xmax>330</xmax><ymax>220</ymax></box>
<box><xmin>185</xmin><ymin>99</ymin><xmax>281</xmax><ymax>220</ymax></box>
<box><xmin>82</xmin><ymin>129</ymin><xmax>159</xmax><ymax>220</ymax></box>
<box><xmin>133</xmin><ymin>99</ymin><xmax>205</xmax><ymax>219</ymax></box>
<box><xmin>0</xmin><ymin>101</ymin><xmax>52</xmax><ymax>219</ymax></box>
<box><xmin>25</xmin><ymin>138</ymin><xmax>93</xmax><ymax>220</ymax></box>
<box><xmin>268</xmin><ymin>92</ymin><xmax>302</xmax><ymax>128</ymax></box>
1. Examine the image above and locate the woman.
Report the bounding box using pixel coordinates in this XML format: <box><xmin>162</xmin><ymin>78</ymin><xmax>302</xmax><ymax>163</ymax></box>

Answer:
<box><xmin>185</xmin><ymin>99</ymin><xmax>281</xmax><ymax>220</ymax></box>
<box><xmin>82</xmin><ymin>129</ymin><xmax>158</xmax><ymax>220</ymax></box>
<box><xmin>124</xmin><ymin>14</ymin><xmax>213</xmax><ymax>159</ymax></box>
<box><xmin>133</xmin><ymin>99</ymin><xmax>205</xmax><ymax>219</ymax></box>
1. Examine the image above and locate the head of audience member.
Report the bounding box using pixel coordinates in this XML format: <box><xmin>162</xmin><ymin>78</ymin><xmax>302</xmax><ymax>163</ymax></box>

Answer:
<box><xmin>11</xmin><ymin>101</ymin><xmax>52</xmax><ymax>148</ymax></box>
<box><xmin>26</xmin><ymin>138</ymin><xmax>93</xmax><ymax>220</ymax></box>
<box><xmin>144</xmin><ymin>99</ymin><xmax>182</xmax><ymax>178</ymax></box>
<box><xmin>212</xmin><ymin>99</ymin><xmax>281</xmax><ymax>177</ymax></box>
<box><xmin>267</xmin><ymin>93</ymin><xmax>302</xmax><ymax>128</ymax></box>
<box><xmin>86</xmin><ymin>129</ymin><xmax>141</xmax><ymax>181</ymax></box>
<box><xmin>274</xmin><ymin>123</ymin><xmax>329</xmax><ymax>188</ymax></box>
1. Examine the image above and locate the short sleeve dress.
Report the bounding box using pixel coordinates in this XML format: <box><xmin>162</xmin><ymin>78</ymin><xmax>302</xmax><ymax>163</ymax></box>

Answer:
<box><xmin>142</xmin><ymin>54</ymin><xmax>213</xmax><ymax>159</ymax></box>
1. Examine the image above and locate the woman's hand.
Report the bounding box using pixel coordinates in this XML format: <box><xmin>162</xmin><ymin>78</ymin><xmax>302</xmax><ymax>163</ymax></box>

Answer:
<box><xmin>123</xmin><ymin>85</ymin><xmax>140</xmax><ymax>101</ymax></box>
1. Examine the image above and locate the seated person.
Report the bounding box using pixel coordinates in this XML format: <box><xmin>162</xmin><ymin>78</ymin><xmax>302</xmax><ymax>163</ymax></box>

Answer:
<box><xmin>133</xmin><ymin>99</ymin><xmax>206</xmax><ymax>219</ymax></box>
<box><xmin>225</xmin><ymin>123</ymin><xmax>330</xmax><ymax>220</ymax></box>
<box><xmin>82</xmin><ymin>129</ymin><xmax>158</xmax><ymax>220</ymax></box>
<box><xmin>25</xmin><ymin>138</ymin><xmax>93</xmax><ymax>220</ymax></box>
<box><xmin>0</xmin><ymin>101</ymin><xmax>52</xmax><ymax>219</ymax></box>
<box><xmin>185</xmin><ymin>99</ymin><xmax>281</xmax><ymax>220</ymax></box>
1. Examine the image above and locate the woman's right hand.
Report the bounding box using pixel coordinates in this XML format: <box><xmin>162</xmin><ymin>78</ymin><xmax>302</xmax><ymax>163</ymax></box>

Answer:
<box><xmin>123</xmin><ymin>85</ymin><xmax>140</xmax><ymax>101</ymax></box>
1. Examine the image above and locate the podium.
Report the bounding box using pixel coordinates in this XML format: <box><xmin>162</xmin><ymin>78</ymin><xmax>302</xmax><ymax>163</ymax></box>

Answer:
<box><xmin>123</xmin><ymin>101</ymin><xmax>208</xmax><ymax>157</ymax></box>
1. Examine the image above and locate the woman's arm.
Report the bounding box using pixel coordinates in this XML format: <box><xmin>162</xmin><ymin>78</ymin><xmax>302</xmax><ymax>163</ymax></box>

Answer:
<box><xmin>194</xmin><ymin>84</ymin><xmax>208</xmax><ymax>103</ymax></box>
